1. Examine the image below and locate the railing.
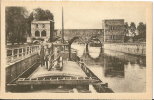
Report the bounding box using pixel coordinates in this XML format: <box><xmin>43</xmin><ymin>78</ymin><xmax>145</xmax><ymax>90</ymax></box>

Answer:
<box><xmin>6</xmin><ymin>45</ymin><xmax>40</xmax><ymax>65</ymax></box>
<box><xmin>76</xmin><ymin>59</ymin><xmax>113</xmax><ymax>93</ymax></box>
<box><xmin>16</xmin><ymin>76</ymin><xmax>98</xmax><ymax>85</ymax></box>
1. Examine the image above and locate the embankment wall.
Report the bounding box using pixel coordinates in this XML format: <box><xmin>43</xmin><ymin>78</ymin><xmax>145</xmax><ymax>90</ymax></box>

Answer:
<box><xmin>104</xmin><ymin>43</ymin><xmax>146</xmax><ymax>56</ymax></box>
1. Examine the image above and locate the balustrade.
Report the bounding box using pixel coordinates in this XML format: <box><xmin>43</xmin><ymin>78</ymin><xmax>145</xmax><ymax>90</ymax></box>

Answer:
<box><xmin>6</xmin><ymin>45</ymin><xmax>40</xmax><ymax>65</ymax></box>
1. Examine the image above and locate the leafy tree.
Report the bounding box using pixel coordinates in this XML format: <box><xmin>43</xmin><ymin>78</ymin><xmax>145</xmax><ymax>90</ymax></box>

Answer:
<box><xmin>6</xmin><ymin>7</ymin><xmax>28</xmax><ymax>45</ymax></box>
<box><xmin>137</xmin><ymin>22</ymin><xmax>146</xmax><ymax>41</ymax></box>
<box><xmin>129</xmin><ymin>22</ymin><xmax>136</xmax><ymax>36</ymax></box>
<box><xmin>124</xmin><ymin>22</ymin><xmax>129</xmax><ymax>35</ymax></box>
<box><xmin>123</xmin><ymin>22</ymin><xmax>130</xmax><ymax>42</ymax></box>
<box><xmin>45</xmin><ymin>10</ymin><xmax>54</xmax><ymax>20</ymax></box>
<box><xmin>29</xmin><ymin>8</ymin><xmax>54</xmax><ymax>21</ymax></box>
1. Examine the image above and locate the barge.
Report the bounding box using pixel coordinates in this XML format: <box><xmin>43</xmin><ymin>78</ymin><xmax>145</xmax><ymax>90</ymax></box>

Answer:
<box><xmin>6</xmin><ymin>43</ymin><xmax>113</xmax><ymax>93</ymax></box>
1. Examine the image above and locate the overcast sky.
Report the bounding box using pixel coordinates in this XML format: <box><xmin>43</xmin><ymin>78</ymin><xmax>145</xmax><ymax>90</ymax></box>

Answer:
<box><xmin>26</xmin><ymin>2</ymin><xmax>146</xmax><ymax>29</ymax></box>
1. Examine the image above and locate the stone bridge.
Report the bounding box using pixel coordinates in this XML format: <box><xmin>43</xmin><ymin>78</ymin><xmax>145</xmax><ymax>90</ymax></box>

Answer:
<box><xmin>68</xmin><ymin>35</ymin><xmax>103</xmax><ymax>44</ymax></box>
<box><xmin>55</xmin><ymin>29</ymin><xmax>104</xmax><ymax>43</ymax></box>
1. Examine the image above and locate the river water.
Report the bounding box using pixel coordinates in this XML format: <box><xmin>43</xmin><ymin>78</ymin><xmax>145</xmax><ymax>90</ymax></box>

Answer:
<box><xmin>71</xmin><ymin>43</ymin><xmax>146</xmax><ymax>93</ymax></box>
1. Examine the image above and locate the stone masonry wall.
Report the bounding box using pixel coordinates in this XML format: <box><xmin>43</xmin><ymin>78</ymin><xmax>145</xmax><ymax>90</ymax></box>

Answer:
<box><xmin>104</xmin><ymin>43</ymin><xmax>146</xmax><ymax>56</ymax></box>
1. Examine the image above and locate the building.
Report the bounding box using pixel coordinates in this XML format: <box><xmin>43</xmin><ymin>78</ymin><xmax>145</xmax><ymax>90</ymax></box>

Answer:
<box><xmin>31</xmin><ymin>20</ymin><xmax>55</xmax><ymax>43</ymax></box>
<box><xmin>102</xmin><ymin>19</ymin><xmax>125</xmax><ymax>43</ymax></box>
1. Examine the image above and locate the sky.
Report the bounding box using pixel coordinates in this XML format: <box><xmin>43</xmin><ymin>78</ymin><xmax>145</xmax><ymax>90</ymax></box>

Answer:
<box><xmin>25</xmin><ymin>2</ymin><xmax>146</xmax><ymax>29</ymax></box>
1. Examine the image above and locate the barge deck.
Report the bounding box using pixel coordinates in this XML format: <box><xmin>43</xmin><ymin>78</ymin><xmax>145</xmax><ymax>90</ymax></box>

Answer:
<box><xmin>29</xmin><ymin>61</ymin><xmax>87</xmax><ymax>79</ymax></box>
<box><xmin>16</xmin><ymin>61</ymin><xmax>98</xmax><ymax>86</ymax></box>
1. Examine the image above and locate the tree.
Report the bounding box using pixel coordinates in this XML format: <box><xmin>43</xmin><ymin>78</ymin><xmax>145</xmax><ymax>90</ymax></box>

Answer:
<box><xmin>29</xmin><ymin>8</ymin><xmax>54</xmax><ymax>21</ymax></box>
<box><xmin>45</xmin><ymin>10</ymin><xmax>54</xmax><ymax>20</ymax></box>
<box><xmin>129</xmin><ymin>22</ymin><xmax>136</xmax><ymax>36</ymax></box>
<box><xmin>6</xmin><ymin>7</ymin><xmax>28</xmax><ymax>45</ymax></box>
<box><xmin>124</xmin><ymin>22</ymin><xmax>129</xmax><ymax>35</ymax></box>
<box><xmin>26</xmin><ymin>13</ymin><xmax>34</xmax><ymax>36</ymax></box>
<box><xmin>137</xmin><ymin>22</ymin><xmax>146</xmax><ymax>41</ymax></box>
<box><xmin>123</xmin><ymin>22</ymin><xmax>129</xmax><ymax>42</ymax></box>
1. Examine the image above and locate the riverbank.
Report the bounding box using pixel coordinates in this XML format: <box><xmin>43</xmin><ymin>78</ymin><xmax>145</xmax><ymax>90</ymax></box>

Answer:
<box><xmin>104</xmin><ymin>43</ymin><xmax>146</xmax><ymax>56</ymax></box>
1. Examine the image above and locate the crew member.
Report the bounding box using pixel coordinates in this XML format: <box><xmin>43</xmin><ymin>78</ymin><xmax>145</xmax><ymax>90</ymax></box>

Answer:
<box><xmin>40</xmin><ymin>45</ymin><xmax>45</xmax><ymax>67</ymax></box>
<box><xmin>44</xmin><ymin>45</ymin><xmax>50</xmax><ymax>69</ymax></box>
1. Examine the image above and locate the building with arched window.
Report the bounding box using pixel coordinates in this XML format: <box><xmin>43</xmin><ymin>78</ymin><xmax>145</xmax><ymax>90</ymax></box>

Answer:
<box><xmin>31</xmin><ymin>20</ymin><xmax>55</xmax><ymax>43</ymax></box>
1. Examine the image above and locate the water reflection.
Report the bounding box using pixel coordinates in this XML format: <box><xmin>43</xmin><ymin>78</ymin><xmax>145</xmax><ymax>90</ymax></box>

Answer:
<box><xmin>72</xmin><ymin>43</ymin><xmax>146</xmax><ymax>92</ymax></box>
<box><xmin>104</xmin><ymin>56</ymin><xmax>125</xmax><ymax>78</ymax></box>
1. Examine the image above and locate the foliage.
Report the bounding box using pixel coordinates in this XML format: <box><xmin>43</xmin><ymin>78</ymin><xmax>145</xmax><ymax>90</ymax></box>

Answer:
<box><xmin>129</xmin><ymin>22</ymin><xmax>136</xmax><ymax>36</ymax></box>
<box><xmin>33</xmin><ymin>8</ymin><xmax>54</xmax><ymax>21</ymax></box>
<box><xmin>124</xmin><ymin>22</ymin><xmax>146</xmax><ymax>42</ymax></box>
<box><xmin>137</xmin><ymin>22</ymin><xmax>146</xmax><ymax>40</ymax></box>
<box><xmin>6</xmin><ymin>7</ymin><xmax>28</xmax><ymax>44</ymax></box>
<box><xmin>124</xmin><ymin>22</ymin><xmax>129</xmax><ymax>35</ymax></box>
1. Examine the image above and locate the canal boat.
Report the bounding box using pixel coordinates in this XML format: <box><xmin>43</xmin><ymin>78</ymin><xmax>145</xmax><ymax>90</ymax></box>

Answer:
<box><xmin>6</xmin><ymin>7</ymin><xmax>112</xmax><ymax>93</ymax></box>
<box><xmin>6</xmin><ymin>42</ymin><xmax>113</xmax><ymax>93</ymax></box>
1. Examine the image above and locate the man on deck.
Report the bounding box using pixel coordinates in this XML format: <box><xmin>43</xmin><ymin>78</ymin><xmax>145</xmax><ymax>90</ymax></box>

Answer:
<box><xmin>44</xmin><ymin>45</ymin><xmax>50</xmax><ymax>69</ymax></box>
<box><xmin>40</xmin><ymin>45</ymin><xmax>45</xmax><ymax>67</ymax></box>
<box><xmin>53</xmin><ymin>47</ymin><xmax>61</xmax><ymax>69</ymax></box>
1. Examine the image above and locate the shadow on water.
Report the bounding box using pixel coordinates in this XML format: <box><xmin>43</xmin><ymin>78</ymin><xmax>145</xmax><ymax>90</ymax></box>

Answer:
<box><xmin>81</xmin><ymin>44</ymin><xmax>146</xmax><ymax>67</ymax></box>
<box><xmin>73</xmin><ymin>43</ymin><xmax>146</xmax><ymax>92</ymax></box>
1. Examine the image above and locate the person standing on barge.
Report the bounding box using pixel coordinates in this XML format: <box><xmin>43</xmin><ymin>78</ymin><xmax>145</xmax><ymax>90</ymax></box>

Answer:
<box><xmin>44</xmin><ymin>45</ymin><xmax>50</xmax><ymax>69</ymax></box>
<box><xmin>53</xmin><ymin>47</ymin><xmax>61</xmax><ymax>69</ymax></box>
<box><xmin>40</xmin><ymin>45</ymin><xmax>45</xmax><ymax>67</ymax></box>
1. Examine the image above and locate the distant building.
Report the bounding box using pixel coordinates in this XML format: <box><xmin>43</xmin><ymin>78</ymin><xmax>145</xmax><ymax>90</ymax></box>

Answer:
<box><xmin>102</xmin><ymin>19</ymin><xmax>125</xmax><ymax>43</ymax></box>
<box><xmin>30</xmin><ymin>20</ymin><xmax>55</xmax><ymax>43</ymax></box>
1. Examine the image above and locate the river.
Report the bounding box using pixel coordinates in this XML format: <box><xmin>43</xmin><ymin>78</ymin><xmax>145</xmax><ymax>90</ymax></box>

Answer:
<box><xmin>71</xmin><ymin>43</ymin><xmax>146</xmax><ymax>93</ymax></box>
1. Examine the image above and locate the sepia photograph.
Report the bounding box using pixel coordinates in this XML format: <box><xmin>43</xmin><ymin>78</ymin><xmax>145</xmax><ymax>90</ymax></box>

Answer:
<box><xmin>0</xmin><ymin>1</ymin><xmax>152</xmax><ymax>99</ymax></box>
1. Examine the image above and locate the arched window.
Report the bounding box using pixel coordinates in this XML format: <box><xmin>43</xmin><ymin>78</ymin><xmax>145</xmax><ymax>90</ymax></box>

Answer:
<box><xmin>41</xmin><ymin>30</ymin><xmax>46</xmax><ymax>37</ymax></box>
<box><xmin>35</xmin><ymin>31</ymin><xmax>40</xmax><ymax>37</ymax></box>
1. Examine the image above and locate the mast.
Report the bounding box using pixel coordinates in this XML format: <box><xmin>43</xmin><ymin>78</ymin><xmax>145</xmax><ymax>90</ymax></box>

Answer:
<box><xmin>62</xmin><ymin>6</ymin><xmax>64</xmax><ymax>43</ymax></box>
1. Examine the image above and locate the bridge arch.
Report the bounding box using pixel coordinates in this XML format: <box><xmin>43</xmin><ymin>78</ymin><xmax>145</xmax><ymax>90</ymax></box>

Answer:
<box><xmin>86</xmin><ymin>36</ymin><xmax>103</xmax><ymax>59</ymax></box>
<box><xmin>68</xmin><ymin>36</ymin><xmax>103</xmax><ymax>60</ymax></box>
<box><xmin>68</xmin><ymin>36</ymin><xmax>85</xmax><ymax>45</ymax></box>
<box><xmin>86</xmin><ymin>36</ymin><xmax>103</xmax><ymax>53</ymax></box>
<box><xmin>87</xmin><ymin>36</ymin><xmax>103</xmax><ymax>46</ymax></box>
<box><xmin>68</xmin><ymin>36</ymin><xmax>84</xmax><ymax>60</ymax></box>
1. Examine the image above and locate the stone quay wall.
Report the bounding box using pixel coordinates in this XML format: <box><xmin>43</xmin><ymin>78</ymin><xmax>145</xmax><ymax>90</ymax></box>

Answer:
<box><xmin>104</xmin><ymin>43</ymin><xmax>146</xmax><ymax>56</ymax></box>
<box><xmin>6</xmin><ymin>54</ymin><xmax>39</xmax><ymax>84</ymax></box>
<box><xmin>6</xmin><ymin>45</ymin><xmax>40</xmax><ymax>84</ymax></box>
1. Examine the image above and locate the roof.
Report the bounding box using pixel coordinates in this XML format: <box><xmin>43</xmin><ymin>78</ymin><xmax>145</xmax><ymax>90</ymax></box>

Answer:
<box><xmin>32</xmin><ymin>20</ymin><xmax>54</xmax><ymax>24</ymax></box>
<box><xmin>55</xmin><ymin>29</ymin><xmax>103</xmax><ymax>31</ymax></box>
<box><xmin>103</xmin><ymin>19</ymin><xmax>124</xmax><ymax>26</ymax></box>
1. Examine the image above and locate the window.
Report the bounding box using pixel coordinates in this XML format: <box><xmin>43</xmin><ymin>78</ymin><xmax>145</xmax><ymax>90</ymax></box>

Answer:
<box><xmin>41</xmin><ymin>30</ymin><xmax>46</xmax><ymax>37</ymax></box>
<box><xmin>35</xmin><ymin>31</ymin><xmax>40</xmax><ymax>37</ymax></box>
